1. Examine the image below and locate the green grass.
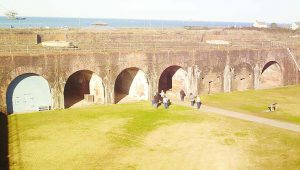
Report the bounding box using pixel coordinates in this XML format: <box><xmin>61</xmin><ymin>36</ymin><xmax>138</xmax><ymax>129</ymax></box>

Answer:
<box><xmin>202</xmin><ymin>85</ymin><xmax>300</xmax><ymax>124</ymax></box>
<box><xmin>7</xmin><ymin>102</ymin><xmax>300</xmax><ymax>169</ymax></box>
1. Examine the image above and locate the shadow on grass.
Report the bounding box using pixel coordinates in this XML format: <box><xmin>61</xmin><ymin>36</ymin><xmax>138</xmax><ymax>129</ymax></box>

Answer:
<box><xmin>0</xmin><ymin>112</ymin><xmax>9</xmax><ymax>170</ymax></box>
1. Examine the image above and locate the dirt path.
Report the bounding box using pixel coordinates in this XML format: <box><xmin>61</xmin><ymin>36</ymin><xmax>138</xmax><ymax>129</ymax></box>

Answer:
<box><xmin>175</xmin><ymin>100</ymin><xmax>300</xmax><ymax>133</ymax></box>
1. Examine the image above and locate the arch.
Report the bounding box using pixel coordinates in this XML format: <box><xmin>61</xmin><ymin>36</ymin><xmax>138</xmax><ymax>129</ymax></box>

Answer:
<box><xmin>114</xmin><ymin>67</ymin><xmax>149</xmax><ymax>104</ymax></box>
<box><xmin>158</xmin><ymin>65</ymin><xmax>188</xmax><ymax>99</ymax></box>
<box><xmin>64</xmin><ymin>70</ymin><xmax>105</xmax><ymax>108</ymax></box>
<box><xmin>6</xmin><ymin>73</ymin><xmax>52</xmax><ymax>114</ymax></box>
<box><xmin>232</xmin><ymin>63</ymin><xmax>254</xmax><ymax>91</ymax></box>
<box><xmin>260</xmin><ymin>61</ymin><xmax>283</xmax><ymax>89</ymax></box>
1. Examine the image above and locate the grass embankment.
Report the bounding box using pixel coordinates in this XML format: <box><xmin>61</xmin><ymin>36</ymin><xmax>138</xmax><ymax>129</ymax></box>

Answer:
<box><xmin>202</xmin><ymin>85</ymin><xmax>300</xmax><ymax>124</ymax></box>
<box><xmin>8</xmin><ymin>102</ymin><xmax>300</xmax><ymax>169</ymax></box>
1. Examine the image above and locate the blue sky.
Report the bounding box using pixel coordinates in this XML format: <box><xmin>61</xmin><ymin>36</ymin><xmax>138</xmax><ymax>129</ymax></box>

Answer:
<box><xmin>0</xmin><ymin>0</ymin><xmax>299</xmax><ymax>23</ymax></box>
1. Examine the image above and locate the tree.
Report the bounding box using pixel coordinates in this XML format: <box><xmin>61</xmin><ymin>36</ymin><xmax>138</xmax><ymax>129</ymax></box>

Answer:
<box><xmin>270</xmin><ymin>23</ymin><xmax>278</xmax><ymax>29</ymax></box>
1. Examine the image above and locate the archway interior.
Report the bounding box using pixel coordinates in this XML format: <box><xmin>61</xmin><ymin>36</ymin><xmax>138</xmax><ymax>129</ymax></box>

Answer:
<box><xmin>64</xmin><ymin>70</ymin><xmax>105</xmax><ymax>108</ymax></box>
<box><xmin>6</xmin><ymin>73</ymin><xmax>52</xmax><ymax>114</ymax></box>
<box><xmin>158</xmin><ymin>66</ymin><xmax>187</xmax><ymax>99</ymax></box>
<box><xmin>260</xmin><ymin>61</ymin><xmax>282</xmax><ymax>89</ymax></box>
<box><xmin>202</xmin><ymin>73</ymin><xmax>222</xmax><ymax>94</ymax></box>
<box><xmin>114</xmin><ymin>68</ymin><xmax>148</xmax><ymax>104</ymax></box>
<box><xmin>233</xmin><ymin>64</ymin><xmax>254</xmax><ymax>91</ymax></box>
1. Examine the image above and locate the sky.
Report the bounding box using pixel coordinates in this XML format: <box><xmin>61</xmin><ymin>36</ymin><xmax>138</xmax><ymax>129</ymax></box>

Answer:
<box><xmin>0</xmin><ymin>0</ymin><xmax>300</xmax><ymax>23</ymax></box>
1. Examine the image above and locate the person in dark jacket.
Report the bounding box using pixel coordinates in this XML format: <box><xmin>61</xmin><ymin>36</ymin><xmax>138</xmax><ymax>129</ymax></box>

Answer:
<box><xmin>189</xmin><ymin>93</ymin><xmax>195</xmax><ymax>106</ymax></box>
<box><xmin>180</xmin><ymin>89</ymin><xmax>186</xmax><ymax>101</ymax></box>
<box><xmin>152</xmin><ymin>94</ymin><xmax>156</xmax><ymax>106</ymax></box>
<box><xmin>163</xmin><ymin>96</ymin><xmax>169</xmax><ymax>109</ymax></box>
<box><xmin>154</xmin><ymin>92</ymin><xmax>160</xmax><ymax>108</ymax></box>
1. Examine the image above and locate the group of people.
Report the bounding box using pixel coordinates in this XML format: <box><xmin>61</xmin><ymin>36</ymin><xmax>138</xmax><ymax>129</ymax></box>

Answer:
<box><xmin>180</xmin><ymin>90</ymin><xmax>202</xmax><ymax>109</ymax></box>
<box><xmin>152</xmin><ymin>90</ymin><xmax>171</xmax><ymax>109</ymax></box>
<box><xmin>152</xmin><ymin>89</ymin><xmax>202</xmax><ymax>109</ymax></box>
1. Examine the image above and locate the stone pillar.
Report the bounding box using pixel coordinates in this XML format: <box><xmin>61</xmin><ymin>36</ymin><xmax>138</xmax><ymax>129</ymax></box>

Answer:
<box><xmin>223</xmin><ymin>65</ymin><xmax>232</xmax><ymax>92</ymax></box>
<box><xmin>108</xmin><ymin>83</ymin><xmax>114</xmax><ymax>104</ymax></box>
<box><xmin>0</xmin><ymin>87</ymin><xmax>5</xmax><ymax>113</ymax></box>
<box><xmin>51</xmin><ymin>77</ymin><xmax>65</xmax><ymax>110</ymax></box>
<box><xmin>254</xmin><ymin>64</ymin><xmax>261</xmax><ymax>89</ymax></box>
<box><xmin>185</xmin><ymin>65</ymin><xmax>201</xmax><ymax>95</ymax></box>
<box><xmin>150</xmin><ymin>73</ymin><xmax>159</xmax><ymax>96</ymax></box>
<box><xmin>146</xmin><ymin>73</ymin><xmax>154</xmax><ymax>101</ymax></box>
<box><xmin>0</xmin><ymin>97</ymin><xmax>6</xmax><ymax>114</ymax></box>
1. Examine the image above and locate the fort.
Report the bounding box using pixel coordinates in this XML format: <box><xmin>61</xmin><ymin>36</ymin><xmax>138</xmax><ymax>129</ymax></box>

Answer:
<box><xmin>0</xmin><ymin>27</ymin><xmax>300</xmax><ymax>114</ymax></box>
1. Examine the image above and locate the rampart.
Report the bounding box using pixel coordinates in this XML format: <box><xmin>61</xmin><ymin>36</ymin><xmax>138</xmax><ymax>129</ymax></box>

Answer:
<box><xmin>0</xmin><ymin>28</ymin><xmax>299</xmax><ymax>113</ymax></box>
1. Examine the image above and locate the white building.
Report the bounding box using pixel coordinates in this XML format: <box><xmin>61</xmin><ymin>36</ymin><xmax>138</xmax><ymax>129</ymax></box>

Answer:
<box><xmin>253</xmin><ymin>20</ymin><xmax>268</xmax><ymax>28</ymax></box>
<box><xmin>291</xmin><ymin>22</ymin><xmax>300</xmax><ymax>30</ymax></box>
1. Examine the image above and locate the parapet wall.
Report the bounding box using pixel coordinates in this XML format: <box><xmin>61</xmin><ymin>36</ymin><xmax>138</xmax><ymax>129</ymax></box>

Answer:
<box><xmin>0</xmin><ymin>31</ymin><xmax>37</xmax><ymax>45</ymax></box>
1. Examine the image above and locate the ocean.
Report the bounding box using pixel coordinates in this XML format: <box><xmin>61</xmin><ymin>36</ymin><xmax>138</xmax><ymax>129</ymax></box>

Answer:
<box><xmin>0</xmin><ymin>16</ymin><xmax>252</xmax><ymax>28</ymax></box>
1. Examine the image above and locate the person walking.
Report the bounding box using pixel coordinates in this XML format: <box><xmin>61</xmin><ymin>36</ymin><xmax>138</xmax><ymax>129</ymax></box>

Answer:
<box><xmin>152</xmin><ymin>93</ymin><xmax>156</xmax><ymax>106</ymax></box>
<box><xmin>196</xmin><ymin>95</ymin><xmax>202</xmax><ymax>109</ymax></box>
<box><xmin>154</xmin><ymin>92</ymin><xmax>160</xmax><ymax>108</ymax></box>
<box><xmin>189</xmin><ymin>93</ymin><xmax>195</xmax><ymax>106</ymax></box>
<box><xmin>160</xmin><ymin>90</ymin><xmax>165</xmax><ymax>98</ymax></box>
<box><xmin>163</xmin><ymin>96</ymin><xmax>169</xmax><ymax>109</ymax></box>
<box><xmin>180</xmin><ymin>89</ymin><xmax>186</xmax><ymax>101</ymax></box>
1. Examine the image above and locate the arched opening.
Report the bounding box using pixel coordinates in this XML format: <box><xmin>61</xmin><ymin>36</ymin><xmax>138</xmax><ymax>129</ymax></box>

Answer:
<box><xmin>158</xmin><ymin>66</ymin><xmax>188</xmax><ymax>99</ymax></box>
<box><xmin>64</xmin><ymin>70</ymin><xmax>105</xmax><ymax>108</ymax></box>
<box><xmin>260</xmin><ymin>61</ymin><xmax>282</xmax><ymax>89</ymax></box>
<box><xmin>6</xmin><ymin>73</ymin><xmax>52</xmax><ymax>114</ymax></box>
<box><xmin>114</xmin><ymin>68</ymin><xmax>149</xmax><ymax>104</ymax></box>
<box><xmin>232</xmin><ymin>63</ymin><xmax>254</xmax><ymax>91</ymax></box>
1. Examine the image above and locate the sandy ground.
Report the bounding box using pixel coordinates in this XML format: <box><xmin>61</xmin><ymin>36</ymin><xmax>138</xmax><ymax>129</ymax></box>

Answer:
<box><xmin>118</xmin><ymin>122</ymin><xmax>253</xmax><ymax>170</ymax></box>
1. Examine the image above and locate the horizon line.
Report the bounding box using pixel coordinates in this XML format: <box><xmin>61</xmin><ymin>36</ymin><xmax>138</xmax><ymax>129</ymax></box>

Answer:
<box><xmin>0</xmin><ymin>15</ymin><xmax>294</xmax><ymax>24</ymax></box>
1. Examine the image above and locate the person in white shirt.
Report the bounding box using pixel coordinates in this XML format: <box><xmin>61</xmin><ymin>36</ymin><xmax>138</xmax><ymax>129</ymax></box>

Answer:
<box><xmin>160</xmin><ymin>90</ymin><xmax>165</xmax><ymax>98</ymax></box>
<box><xmin>196</xmin><ymin>95</ymin><xmax>202</xmax><ymax>109</ymax></box>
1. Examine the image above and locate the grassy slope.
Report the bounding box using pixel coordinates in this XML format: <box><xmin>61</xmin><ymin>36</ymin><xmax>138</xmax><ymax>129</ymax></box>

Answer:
<box><xmin>8</xmin><ymin>102</ymin><xmax>300</xmax><ymax>169</ymax></box>
<box><xmin>202</xmin><ymin>85</ymin><xmax>300</xmax><ymax>124</ymax></box>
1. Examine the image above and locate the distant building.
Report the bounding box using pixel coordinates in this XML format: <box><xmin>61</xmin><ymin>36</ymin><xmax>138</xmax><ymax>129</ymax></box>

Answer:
<box><xmin>5</xmin><ymin>10</ymin><xmax>26</xmax><ymax>20</ymax></box>
<box><xmin>253</xmin><ymin>20</ymin><xmax>268</xmax><ymax>28</ymax></box>
<box><xmin>291</xmin><ymin>22</ymin><xmax>300</xmax><ymax>30</ymax></box>
<box><xmin>91</xmin><ymin>21</ymin><xmax>108</xmax><ymax>26</ymax></box>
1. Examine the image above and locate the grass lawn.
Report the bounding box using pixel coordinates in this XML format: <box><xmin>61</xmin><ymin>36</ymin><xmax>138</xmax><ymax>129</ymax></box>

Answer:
<box><xmin>7</xmin><ymin>102</ymin><xmax>300</xmax><ymax>169</ymax></box>
<box><xmin>202</xmin><ymin>85</ymin><xmax>300</xmax><ymax>124</ymax></box>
